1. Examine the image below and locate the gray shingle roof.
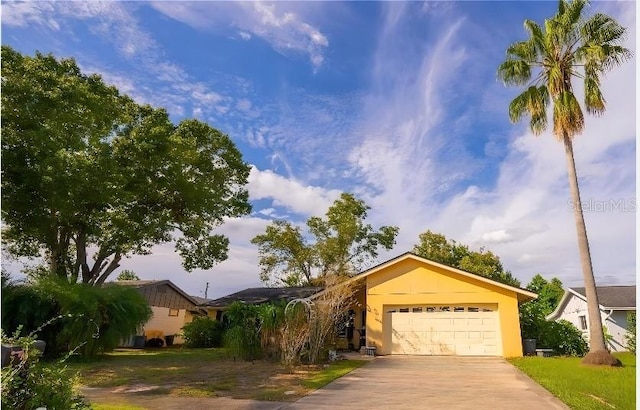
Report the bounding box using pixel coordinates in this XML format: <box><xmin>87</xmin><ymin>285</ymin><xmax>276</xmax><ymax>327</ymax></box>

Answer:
<box><xmin>203</xmin><ymin>287</ymin><xmax>323</xmax><ymax>308</ymax></box>
<box><xmin>113</xmin><ymin>279</ymin><xmax>198</xmax><ymax>305</ymax></box>
<box><xmin>570</xmin><ymin>285</ymin><xmax>636</xmax><ymax>309</ymax></box>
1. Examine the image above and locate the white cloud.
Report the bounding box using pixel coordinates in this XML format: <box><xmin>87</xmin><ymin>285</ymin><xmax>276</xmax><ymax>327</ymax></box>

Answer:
<box><xmin>2</xmin><ymin>1</ymin><xmax>58</xmax><ymax>30</ymax></box>
<box><xmin>248</xmin><ymin>166</ymin><xmax>341</xmax><ymax>217</ymax></box>
<box><xmin>238</xmin><ymin>31</ymin><xmax>252</xmax><ymax>40</ymax></box>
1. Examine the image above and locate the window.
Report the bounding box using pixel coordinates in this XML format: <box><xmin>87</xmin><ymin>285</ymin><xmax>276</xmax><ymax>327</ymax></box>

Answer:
<box><xmin>579</xmin><ymin>315</ymin><xmax>587</xmax><ymax>330</ymax></box>
<box><xmin>454</xmin><ymin>306</ymin><xmax>465</xmax><ymax>312</ymax></box>
<box><xmin>468</xmin><ymin>307</ymin><xmax>479</xmax><ymax>312</ymax></box>
<box><xmin>168</xmin><ymin>308</ymin><xmax>180</xmax><ymax>317</ymax></box>
<box><xmin>399</xmin><ymin>308</ymin><xmax>410</xmax><ymax>313</ymax></box>
<box><xmin>412</xmin><ymin>307</ymin><xmax>423</xmax><ymax>313</ymax></box>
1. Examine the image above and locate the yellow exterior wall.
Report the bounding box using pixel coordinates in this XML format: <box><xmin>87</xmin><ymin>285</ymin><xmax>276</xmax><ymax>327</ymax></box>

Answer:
<box><xmin>335</xmin><ymin>287</ymin><xmax>367</xmax><ymax>350</ymax></box>
<box><xmin>145</xmin><ymin>306</ymin><xmax>190</xmax><ymax>344</ymax></box>
<box><xmin>364</xmin><ymin>258</ymin><xmax>524</xmax><ymax>357</ymax></box>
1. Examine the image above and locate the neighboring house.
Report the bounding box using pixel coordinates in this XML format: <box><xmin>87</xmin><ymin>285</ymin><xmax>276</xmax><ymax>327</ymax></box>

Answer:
<box><xmin>204</xmin><ymin>253</ymin><xmax>537</xmax><ymax>357</ymax></box>
<box><xmin>117</xmin><ymin>280</ymin><xmax>204</xmax><ymax>345</ymax></box>
<box><xmin>203</xmin><ymin>287</ymin><xmax>322</xmax><ymax>320</ymax></box>
<box><xmin>546</xmin><ymin>285</ymin><xmax>636</xmax><ymax>352</ymax></box>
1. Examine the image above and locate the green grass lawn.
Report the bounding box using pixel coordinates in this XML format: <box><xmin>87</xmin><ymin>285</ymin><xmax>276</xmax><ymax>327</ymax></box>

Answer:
<box><xmin>65</xmin><ymin>347</ymin><xmax>366</xmax><ymax>406</ymax></box>
<box><xmin>509</xmin><ymin>352</ymin><xmax>636</xmax><ymax>410</ymax></box>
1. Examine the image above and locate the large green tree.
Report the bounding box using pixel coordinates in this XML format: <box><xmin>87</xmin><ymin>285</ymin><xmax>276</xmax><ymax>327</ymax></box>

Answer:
<box><xmin>1</xmin><ymin>46</ymin><xmax>251</xmax><ymax>285</ymax></box>
<box><xmin>412</xmin><ymin>230</ymin><xmax>521</xmax><ymax>287</ymax></box>
<box><xmin>497</xmin><ymin>0</ymin><xmax>630</xmax><ymax>365</ymax></box>
<box><xmin>252</xmin><ymin>193</ymin><xmax>399</xmax><ymax>286</ymax></box>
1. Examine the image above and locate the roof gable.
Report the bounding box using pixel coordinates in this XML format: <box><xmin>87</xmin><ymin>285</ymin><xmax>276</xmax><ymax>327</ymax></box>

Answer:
<box><xmin>113</xmin><ymin>280</ymin><xmax>198</xmax><ymax>307</ymax></box>
<box><xmin>546</xmin><ymin>285</ymin><xmax>636</xmax><ymax>321</ymax></box>
<box><xmin>312</xmin><ymin>252</ymin><xmax>537</xmax><ymax>302</ymax></box>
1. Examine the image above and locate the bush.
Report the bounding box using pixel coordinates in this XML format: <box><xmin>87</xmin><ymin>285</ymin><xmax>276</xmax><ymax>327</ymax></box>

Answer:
<box><xmin>1</xmin><ymin>331</ymin><xmax>90</xmax><ymax>410</ymax></box>
<box><xmin>520</xmin><ymin>300</ymin><xmax>588</xmax><ymax>356</ymax></box>
<box><xmin>223</xmin><ymin>302</ymin><xmax>262</xmax><ymax>361</ymax></box>
<box><xmin>626</xmin><ymin>311</ymin><xmax>636</xmax><ymax>354</ymax></box>
<box><xmin>1</xmin><ymin>277</ymin><xmax>63</xmax><ymax>357</ymax></box>
<box><xmin>257</xmin><ymin>302</ymin><xmax>285</xmax><ymax>360</ymax></box>
<box><xmin>539</xmin><ymin>320</ymin><xmax>589</xmax><ymax>356</ymax></box>
<box><xmin>181</xmin><ymin>317</ymin><xmax>223</xmax><ymax>348</ymax></box>
<box><xmin>2</xmin><ymin>276</ymin><xmax>152</xmax><ymax>357</ymax></box>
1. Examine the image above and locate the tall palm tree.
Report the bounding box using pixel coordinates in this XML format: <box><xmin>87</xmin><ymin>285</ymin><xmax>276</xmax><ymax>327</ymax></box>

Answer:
<box><xmin>498</xmin><ymin>0</ymin><xmax>631</xmax><ymax>365</ymax></box>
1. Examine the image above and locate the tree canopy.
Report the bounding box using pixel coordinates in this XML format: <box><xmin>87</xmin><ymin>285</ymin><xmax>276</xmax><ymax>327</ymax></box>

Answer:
<box><xmin>116</xmin><ymin>270</ymin><xmax>140</xmax><ymax>281</ymax></box>
<box><xmin>412</xmin><ymin>230</ymin><xmax>521</xmax><ymax>287</ymax></box>
<box><xmin>524</xmin><ymin>273</ymin><xmax>565</xmax><ymax>316</ymax></box>
<box><xmin>251</xmin><ymin>193</ymin><xmax>399</xmax><ymax>286</ymax></box>
<box><xmin>1</xmin><ymin>46</ymin><xmax>251</xmax><ymax>285</ymax></box>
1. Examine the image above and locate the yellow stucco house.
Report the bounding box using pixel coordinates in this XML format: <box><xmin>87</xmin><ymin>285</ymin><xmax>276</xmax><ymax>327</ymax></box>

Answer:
<box><xmin>204</xmin><ymin>253</ymin><xmax>537</xmax><ymax>357</ymax></box>
<box><xmin>326</xmin><ymin>253</ymin><xmax>537</xmax><ymax>357</ymax></box>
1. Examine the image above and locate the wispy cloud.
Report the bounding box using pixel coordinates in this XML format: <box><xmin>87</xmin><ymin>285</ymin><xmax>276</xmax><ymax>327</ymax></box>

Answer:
<box><xmin>150</xmin><ymin>1</ymin><xmax>329</xmax><ymax>70</ymax></box>
<box><xmin>3</xmin><ymin>1</ymin><xmax>231</xmax><ymax>120</ymax></box>
<box><xmin>341</xmin><ymin>1</ymin><xmax>636</xmax><ymax>287</ymax></box>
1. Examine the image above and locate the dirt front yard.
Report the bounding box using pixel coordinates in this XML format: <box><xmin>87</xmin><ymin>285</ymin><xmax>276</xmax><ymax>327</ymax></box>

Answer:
<box><xmin>67</xmin><ymin>347</ymin><xmax>367</xmax><ymax>408</ymax></box>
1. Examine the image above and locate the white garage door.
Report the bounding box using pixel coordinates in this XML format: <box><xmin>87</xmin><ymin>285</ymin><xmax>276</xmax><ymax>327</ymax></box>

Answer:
<box><xmin>389</xmin><ymin>306</ymin><xmax>501</xmax><ymax>356</ymax></box>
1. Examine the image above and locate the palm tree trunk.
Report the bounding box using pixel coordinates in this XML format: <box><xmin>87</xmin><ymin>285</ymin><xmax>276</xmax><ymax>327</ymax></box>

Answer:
<box><xmin>562</xmin><ymin>133</ymin><xmax>607</xmax><ymax>352</ymax></box>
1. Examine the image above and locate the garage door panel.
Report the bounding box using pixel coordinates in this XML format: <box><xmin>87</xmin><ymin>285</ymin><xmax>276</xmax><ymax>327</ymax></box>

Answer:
<box><xmin>390</xmin><ymin>309</ymin><xmax>501</xmax><ymax>356</ymax></box>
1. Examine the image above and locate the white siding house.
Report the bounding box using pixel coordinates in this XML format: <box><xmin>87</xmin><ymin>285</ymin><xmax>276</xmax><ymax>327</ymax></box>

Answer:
<box><xmin>546</xmin><ymin>286</ymin><xmax>635</xmax><ymax>352</ymax></box>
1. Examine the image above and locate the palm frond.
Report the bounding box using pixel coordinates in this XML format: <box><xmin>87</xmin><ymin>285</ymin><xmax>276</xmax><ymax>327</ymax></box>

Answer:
<box><xmin>583</xmin><ymin>63</ymin><xmax>605</xmax><ymax>115</ymax></box>
<box><xmin>552</xmin><ymin>91</ymin><xmax>584</xmax><ymax>139</ymax></box>
<box><xmin>581</xmin><ymin>13</ymin><xmax>627</xmax><ymax>45</ymax></box>
<box><xmin>523</xmin><ymin>19</ymin><xmax>546</xmax><ymax>56</ymax></box>
<box><xmin>554</xmin><ymin>0</ymin><xmax>587</xmax><ymax>46</ymax></box>
<box><xmin>497</xmin><ymin>58</ymin><xmax>532</xmax><ymax>86</ymax></box>
<box><xmin>506</xmin><ymin>40</ymin><xmax>536</xmax><ymax>61</ymax></box>
<box><xmin>508</xmin><ymin>85</ymin><xmax>550</xmax><ymax>135</ymax></box>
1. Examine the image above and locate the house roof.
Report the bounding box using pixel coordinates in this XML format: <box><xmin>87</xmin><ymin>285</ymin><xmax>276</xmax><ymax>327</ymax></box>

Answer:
<box><xmin>202</xmin><ymin>286</ymin><xmax>323</xmax><ymax>308</ymax></box>
<box><xmin>312</xmin><ymin>252</ymin><xmax>537</xmax><ymax>303</ymax></box>
<box><xmin>570</xmin><ymin>286</ymin><xmax>636</xmax><ymax>309</ymax></box>
<box><xmin>114</xmin><ymin>279</ymin><xmax>198</xmax><ymax>306</ymax></box>
<box><xmin>190</xmin><ymin>295</ymin><xmax>213</xmax><ymax>305</ymax></box>
<box><xmin>546</xmin><ymin>285</ymin><xmax>636</xmax><ymax>321</ymax></box>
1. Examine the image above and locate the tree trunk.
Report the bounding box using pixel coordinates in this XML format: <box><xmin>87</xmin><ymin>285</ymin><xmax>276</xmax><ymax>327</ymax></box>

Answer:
<box><xmin>562</xmin><ymin>134</ymin><xmax>611</xmax><ymax>360</ymax></box>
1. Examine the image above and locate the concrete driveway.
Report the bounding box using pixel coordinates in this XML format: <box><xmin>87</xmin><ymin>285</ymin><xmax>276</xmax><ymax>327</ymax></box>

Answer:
<box><xmin>285</xmin><ymin>356</ymin><xmax>568</xmax><ymax>410</ymax></box>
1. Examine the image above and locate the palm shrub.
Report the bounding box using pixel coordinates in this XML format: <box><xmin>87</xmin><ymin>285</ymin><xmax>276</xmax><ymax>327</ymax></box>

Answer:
<box><xmin>2</xmin><ymin>276</ymin><xmax>151</xmax><ymax>356</ymax></box>
<box><xmin>181</xmin><ymin>316</ymin><xmax>223</xmax><ymax>348</ymax></box>
<box><xmin>2</xmin><ymin>275</ymin><xmax>63</xmax><ymax>357</ymax></box>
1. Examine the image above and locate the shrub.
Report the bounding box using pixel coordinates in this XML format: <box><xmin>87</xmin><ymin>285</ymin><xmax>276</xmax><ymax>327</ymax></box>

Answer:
<box><xmin>626</xmin><ymin>311</ymin><xmax>636</xmax><ymax>354</ymax></box>
<box><xmin>540</xmin><ymin>320</ymin><xmax>589</xmax><ymax>356</ymax></box>
<box><xmin>1</xmin><ymin>330</ymin><xmax>90</xmax><ymax>410</ymax></box>
<box><xmin>2</xmin><ymin>276</ymin><xmax>152</xmax><ymax>357</ymax></box>
<box><xmin>520</xmin><ymin>299</ymin><xmax>588</xmax><ymax>356</ymax></box>
<box><xmin>181</xmin><ymin>317</ymin><xmax>223</xmax><ymax>348</ymax></box>
<box><xmin>257</xmin><ymin>302</ymin><xmax>285</xmax><ymax>360</ymax></box>
<box><xmin>223</xmin><ymin>302</ymin><xmax>261</xmax><ymax>361</ymax></box>
<box><xmin>1</xmin><ymin>276</ymin><xmax>63</xmax><ymax>357</ymax></box>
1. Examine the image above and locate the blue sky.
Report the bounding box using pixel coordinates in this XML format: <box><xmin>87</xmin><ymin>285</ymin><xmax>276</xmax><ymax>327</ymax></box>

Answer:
<box><xmin>2</xmin><ymin>1</ymin><xmax>636</xmax><ymax>299</ymax></box>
